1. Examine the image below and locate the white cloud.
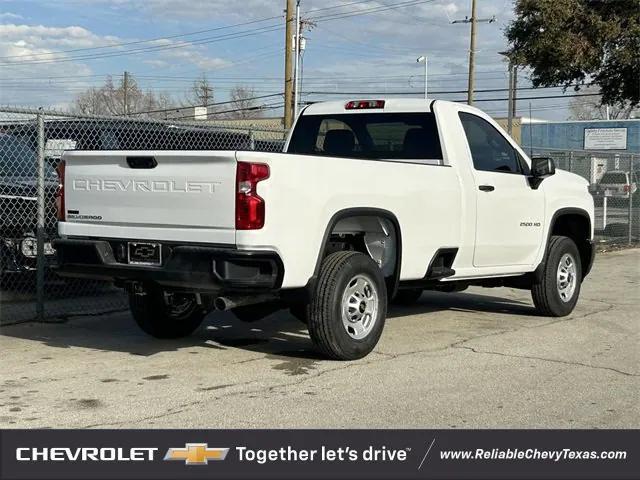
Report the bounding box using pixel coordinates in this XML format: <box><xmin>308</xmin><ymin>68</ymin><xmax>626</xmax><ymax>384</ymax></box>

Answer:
<box><xmin>0</xmin><ymin>23</ymin><xmax>121</xmax><ymax>63</ymax></box>
<box><xmin>0</xmin><ymin>12</ymin><xmax>23</xmax><ymax>21</ymax></box>
<box><xmin>0</xmin><ymin>21</ymin><xmax>234</xmax><ymax>106</ymax></box>
<box><xmin>67</xmin><ymin>0</ymin><xmax>280</xmax><ymax>20</ymax></box>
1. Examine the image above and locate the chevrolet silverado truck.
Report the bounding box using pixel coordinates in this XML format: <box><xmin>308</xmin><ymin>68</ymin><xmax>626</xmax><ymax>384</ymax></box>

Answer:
<box><xmin>53</xmin><ymin>99</ymin><xmax>595</xmax><ymax>360</ymax></box>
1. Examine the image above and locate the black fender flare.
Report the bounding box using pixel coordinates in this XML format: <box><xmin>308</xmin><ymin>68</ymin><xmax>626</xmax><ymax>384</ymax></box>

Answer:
<box><xmin>535</xmin><ymin>207</ymin><xmax>594</xmax><ymax>280</ymax></box>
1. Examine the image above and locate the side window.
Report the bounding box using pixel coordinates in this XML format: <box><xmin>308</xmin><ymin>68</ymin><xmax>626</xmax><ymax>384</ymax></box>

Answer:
<box><xmin>459</xmin><ymin>112</ymin><xmax>521</xmax><ymax>174</ymax></box>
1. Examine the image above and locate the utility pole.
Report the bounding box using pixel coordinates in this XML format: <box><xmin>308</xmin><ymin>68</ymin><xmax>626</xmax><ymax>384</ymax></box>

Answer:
<box><xmin>284</xmin><ymin>0</ymin><xmax>295</xmax><ymax>129</ymax></box>
<box><xmin>467</xmin><ymin>0</ymin><xmax>477</xmax><ymax>105</ymax></box>
<box><xmin>123</xmin><ymin>71</ymin><xmax>129</xmax><ymax>116</ymax></box>
<box><xmin>293</xmin><ymin>0</ymin><xmax>301</xmax><ymax>120</ymax></box>
<box><xmin>452</xmin><ymin>1</ymin><xmax>496</xmax><ymax>105</ymax></box>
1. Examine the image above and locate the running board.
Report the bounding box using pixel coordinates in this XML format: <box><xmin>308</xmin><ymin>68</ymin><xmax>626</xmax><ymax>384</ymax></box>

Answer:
<box><xmin>398</xmin><ymin>248</ymin><xmax>458</xmax><ymax>289</ymax></box>
<box><xmin>427</xmin><ymin>266</ymin><xmax>456</xmax><ymax>280</ymax></box>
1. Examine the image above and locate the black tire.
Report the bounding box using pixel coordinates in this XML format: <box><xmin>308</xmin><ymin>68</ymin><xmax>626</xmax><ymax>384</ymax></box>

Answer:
<box><xmin>392</xmin><ymin>288</ymin><xmax>423</xmax><ymax>305</ymax></box>
<box><xmin>531</xmin><ymin>236</ymin><xmax>582</xmax><ymax>317</ymax></box>
<box><xmin>308</xmin><ymin>251</ymin><xmax>387</xmax><ymax>360</ymax></box>
<box><xmin>129</xmin><ymin>286</ymin><xmax>206</xmax><ymax>339</ymax></box>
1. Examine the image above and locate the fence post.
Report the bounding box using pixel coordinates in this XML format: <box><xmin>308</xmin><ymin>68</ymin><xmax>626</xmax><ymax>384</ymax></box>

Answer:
<box><xmin>36</xmin><ymin>109</ymin><xmax>46</xmax><ymax>321</ymax></box>
<box><xmin>249</xmin><ymin>129</ymin><xmax>255</xmax><ymax>151</ymax></box>
<box><xmin>629</xmin><ymin>154</ymin><xmax>635</xmax><ymax>246</ymax></box>
<box><xmin>568</xmin><ymin>150</ymin><xmax>573</xmax><ymax>173</ymax></box>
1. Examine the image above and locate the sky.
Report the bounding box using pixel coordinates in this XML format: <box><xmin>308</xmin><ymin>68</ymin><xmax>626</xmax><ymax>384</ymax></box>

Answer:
<box><xmin>0</xmin><ymin>0</ymin><xmax>590</xmax><ymax>120</ymax></box>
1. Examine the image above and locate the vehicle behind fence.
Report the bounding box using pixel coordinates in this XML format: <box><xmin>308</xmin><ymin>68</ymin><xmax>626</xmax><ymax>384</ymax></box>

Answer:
<box><xmin>529</xmin><ymin>146</ymin><xmax>638</xmax><ymax>246</ymax></box>
<box><xmin>0</xmin><ymin>107</ymin><xmax>637</xmax><ymax>324</ymax></box>
<box><xmin>0</xmin><ymin>107</ymin><xmax>287</xmax><ymax>324</ymax></box>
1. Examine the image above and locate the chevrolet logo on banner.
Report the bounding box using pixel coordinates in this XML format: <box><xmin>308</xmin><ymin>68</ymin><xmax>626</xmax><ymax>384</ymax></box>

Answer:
<box><xmin>164</xmin><ymin>444</ymin><xmax>229</xmax><ymax>465</ymax></box>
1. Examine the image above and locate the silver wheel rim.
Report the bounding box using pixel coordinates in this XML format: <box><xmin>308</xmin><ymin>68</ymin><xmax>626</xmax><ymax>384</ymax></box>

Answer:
<box><xmin>341</xmin><ymin>274</ymin><xmax>379</xmax><ymax>340</ymax></box>
<box><xmin>556</xmin><ymin>253</ymin><xmax>577</xmax><ymax>303</ymax></box>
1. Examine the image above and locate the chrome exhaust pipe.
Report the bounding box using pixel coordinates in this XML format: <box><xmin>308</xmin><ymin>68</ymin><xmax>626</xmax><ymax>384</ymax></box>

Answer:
<box><xmin>214</xmin><ymin>294</ymin><xmax>279</xmax><ymax>311</ymax></box>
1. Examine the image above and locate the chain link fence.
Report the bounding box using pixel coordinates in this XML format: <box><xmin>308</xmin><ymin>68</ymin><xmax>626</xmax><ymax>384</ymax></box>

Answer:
<box><xmin>0</xmin><ymin>107</ymin><xmax>287</xmax><ymax>325</ymax></box>
<box><xmin>0</xmin><ymin>106</ymin><xmax>637</xmax><ymax>325</ymax></box>
<box><xmin>529</xmin><ymin>147</ymin><xmax>638</xmax><ymax>247</ymax></box>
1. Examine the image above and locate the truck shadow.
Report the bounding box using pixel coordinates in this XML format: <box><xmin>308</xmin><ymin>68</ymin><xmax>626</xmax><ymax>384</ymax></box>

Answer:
<box><xmin>387</xmin><ymin>290</ymin><xmax>536</xmax><ymax>319</ymax></box>
<box><xmin>0</xmin><ymin>290</ymin><xmax>536</xmax><ymax>364</ymax></box>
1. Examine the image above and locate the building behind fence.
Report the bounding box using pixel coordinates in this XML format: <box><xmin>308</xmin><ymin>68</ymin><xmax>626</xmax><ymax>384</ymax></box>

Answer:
<box><xmin>0</xmin><ymin>107</ymin><xmax>637</xmax><ymax>324</ymax></box>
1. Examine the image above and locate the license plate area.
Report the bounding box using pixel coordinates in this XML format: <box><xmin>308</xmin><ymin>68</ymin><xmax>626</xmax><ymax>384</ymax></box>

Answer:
<box><xmin>127</xmin><ymin>242</ymin><xmax>162</xmax><ymax>266</ymax></box>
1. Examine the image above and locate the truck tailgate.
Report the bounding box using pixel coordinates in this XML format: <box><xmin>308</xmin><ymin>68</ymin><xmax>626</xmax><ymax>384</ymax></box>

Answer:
<box><xmin>60</xmin><ymin>150</ymin><xmax>237</xmax><ymax>245</ymax></box>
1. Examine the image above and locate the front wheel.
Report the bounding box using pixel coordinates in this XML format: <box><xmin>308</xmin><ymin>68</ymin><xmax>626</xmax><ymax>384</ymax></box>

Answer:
<box><xmin>531</xmin><ymin>236</ymin><xmax>582</xmax><ymax>317</ymax></box>
<box><xmin>308</xmin><ymin>251</ymin><xmax>387</xmax><ymax>360</ymax></box>
<box><xmin>129</xmin><ymin>286</ymin><xmax>207</xmax><ymax>338</ymax></box>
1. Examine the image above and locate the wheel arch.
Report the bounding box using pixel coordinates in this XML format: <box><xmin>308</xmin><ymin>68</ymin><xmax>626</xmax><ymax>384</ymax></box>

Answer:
<box><xmin>308</xmin><ymin>207</ymin><xmax>403</xmax><ymax>298</ymax></box>
<box><xmin>544</xmin><ymin>207</ymin><xmax>594</xmax><ymax>279</ymax></box>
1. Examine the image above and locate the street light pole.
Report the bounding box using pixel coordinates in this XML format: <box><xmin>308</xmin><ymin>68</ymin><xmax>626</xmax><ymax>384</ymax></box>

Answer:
<box><xmin>417</xmin><ymin>56</ymin><xmax>428</xmax><ymax>99</ymax></box>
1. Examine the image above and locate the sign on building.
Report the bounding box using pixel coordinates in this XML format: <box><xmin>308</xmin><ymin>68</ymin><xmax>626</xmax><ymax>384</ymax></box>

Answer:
<box><xmin>583</xmin><ymin>127</ymin><xmax>627</xmax><ymax>150</ymax></box>
<box><xmin>194</xmin><ymin>106</ymin><xmax>208</xmax><ymax>120</ymax></box>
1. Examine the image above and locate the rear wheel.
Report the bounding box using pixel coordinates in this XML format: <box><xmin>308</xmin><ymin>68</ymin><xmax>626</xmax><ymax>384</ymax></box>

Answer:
<box><xmin>531</xmin><ymin>236</ymin><xmax>582</xmax><ymax>317</ymax></box>
<box><xmin>308</xmin><ymin>251</ymin><xmax>387</xmax><ymax>360</ymax></box>
<box><xmin>129</xmin><ymin>286</ymin><xmax>206</xmax><ymax>338</ymax></box>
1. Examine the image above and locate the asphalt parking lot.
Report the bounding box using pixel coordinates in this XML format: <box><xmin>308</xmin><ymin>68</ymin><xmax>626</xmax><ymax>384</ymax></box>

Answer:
<box><xmin>1</xmin><ymin>249</ymin><xmax>638</xmax><ymax>429</ymax></box>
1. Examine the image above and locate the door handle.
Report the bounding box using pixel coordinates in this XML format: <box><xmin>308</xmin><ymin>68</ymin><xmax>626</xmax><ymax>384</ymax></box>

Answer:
<box><xmin>479</xmin><ymin>185</ymin><xmax>495</xmax><ymax>192</ymax></box>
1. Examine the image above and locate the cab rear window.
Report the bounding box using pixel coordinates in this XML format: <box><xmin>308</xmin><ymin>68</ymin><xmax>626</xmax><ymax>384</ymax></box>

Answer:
<box><xmin>287</xmin><ymin>112</ymin><xmax>442</xmax><ymax>161</ymax></box>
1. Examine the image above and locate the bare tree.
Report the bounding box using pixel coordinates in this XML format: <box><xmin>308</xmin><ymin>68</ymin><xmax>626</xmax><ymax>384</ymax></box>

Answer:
<box><xmin>71</xmin><ymin>74</ymin><xmax>175</xmax><ymax>118</ymax></box>
<box><xmin>568</xmin><ymin>85</ymin><xmax>639</xmax><ymax>120</ymax></box>
<box><xmin>225</xmin><ymin>86</ymin><xmax>263</xmax><ymax>119</ymax></box>
<box><xmin>182</xmin><ymin>73</ymin><xmax>214</xmax><ymax>108</ymax></box>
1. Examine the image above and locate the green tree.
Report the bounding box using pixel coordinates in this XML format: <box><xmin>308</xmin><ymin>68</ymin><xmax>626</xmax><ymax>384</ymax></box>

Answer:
<box><xmin>506</xmin><ymin>0</ymin><xmax>640</xmax><ymax>107</ymax></box>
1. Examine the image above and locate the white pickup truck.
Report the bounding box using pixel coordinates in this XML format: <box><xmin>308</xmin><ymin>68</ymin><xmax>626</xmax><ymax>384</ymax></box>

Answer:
<box><xmin>54</xmin><ymin>99</ymin><xmax>595</xmax><ymax>360</ymax></box>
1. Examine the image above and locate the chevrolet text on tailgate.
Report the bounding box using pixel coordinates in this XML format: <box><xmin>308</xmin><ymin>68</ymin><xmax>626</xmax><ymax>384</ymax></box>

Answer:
<box><xmin>54</xmin><ymin>99</ymin><xmax>595</xmax><ymax>360</ymax></box>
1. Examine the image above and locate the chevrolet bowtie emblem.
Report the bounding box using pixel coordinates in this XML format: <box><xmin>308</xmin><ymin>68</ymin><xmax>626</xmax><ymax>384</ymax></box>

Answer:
<box><xmin>164</xmin><ymin>444</ymin><xmax>229</xmax><ymax>465</ymax></box>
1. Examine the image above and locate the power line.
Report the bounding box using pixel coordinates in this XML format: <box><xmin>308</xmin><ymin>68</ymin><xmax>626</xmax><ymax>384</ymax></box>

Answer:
<box><xmin>0</xmin><ymin>24</ymin><xmax>285</xmax><ymax>66</ymax></box>
<box><xmin>0</xmin><ymin>1</ymin><xmax>420</xmax><ymax>66</ymax></box>
<box><xmin>310</xmin><ymin>0</ymin><xmax>436</xmax><ymax>22</ymax></box>
<box><xmin>0</xmin><ymin>15</ymin><xmax>284</xmax><ymax>62</ymax></box>
<box><xmin>172</xmin><ymin>102</ymin><xmax>284</xmax><ymax>120</ymax></box>
<box><xmin>307</xmin><ymin>0</ymin><xmax>380</xmax><ymax>14</ymax></box>
<box><xmin>305</xmin><ymin>86</ymin><xmax>600</xmax><ymax>97</ymax></box>
<box><xmin>129</xmin><ymin>93</ymin><xmax>284</xmax><ymax>116</ymax></box>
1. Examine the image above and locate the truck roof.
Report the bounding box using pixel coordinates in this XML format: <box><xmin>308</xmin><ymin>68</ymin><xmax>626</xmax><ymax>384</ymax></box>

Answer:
<box><xmin>301</xmin><ymin>98</ymin><xmax>438</xmax><ymax>115</ymax></box>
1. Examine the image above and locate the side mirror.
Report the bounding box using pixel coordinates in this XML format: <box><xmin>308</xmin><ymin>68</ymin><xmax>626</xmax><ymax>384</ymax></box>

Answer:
<box><xmin>529</xmin><ymin>157</ymin><xmax>556</xmax><ymax>189</ymax></box>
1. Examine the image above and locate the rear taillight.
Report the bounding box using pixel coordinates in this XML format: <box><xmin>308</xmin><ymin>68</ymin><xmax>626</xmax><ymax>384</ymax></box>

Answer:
<box><xmin>236</xmin><ymin>161</ymin><xmax>269</xmax><ymax>230</ymax></box>
<box><xmin>623</xmin><ymin>184</ymin><xmax>630</xmax><ymax>193</ymax></box>
<box><xmin>55</xmin><ymin>160</ymin><xmax>65</xmax><ymax>221</ymax></box>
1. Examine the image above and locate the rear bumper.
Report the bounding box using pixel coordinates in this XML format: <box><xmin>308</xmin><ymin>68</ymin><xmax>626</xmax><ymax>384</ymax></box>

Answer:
<box><xmin>52</xmin><ymin>238</ymin><xmax>283</xmax><ymax>293</ymax></box>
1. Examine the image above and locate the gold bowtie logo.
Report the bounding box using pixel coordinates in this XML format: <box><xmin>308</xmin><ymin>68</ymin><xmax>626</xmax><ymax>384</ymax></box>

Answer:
<box><xmin>164</xmin><ymin>443</ymin><xmax>229</xmax><ymax>465</ymax></box>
